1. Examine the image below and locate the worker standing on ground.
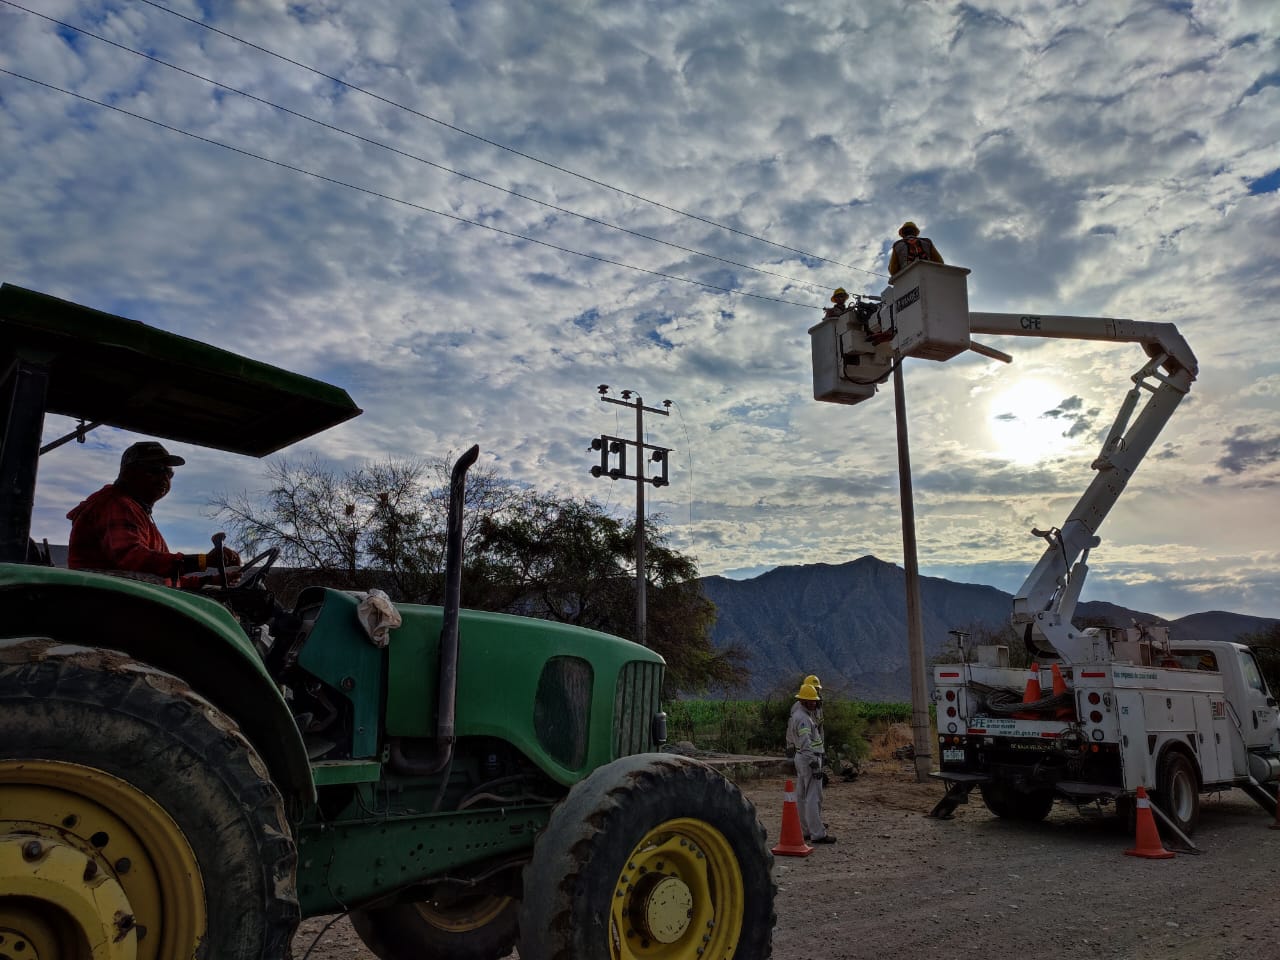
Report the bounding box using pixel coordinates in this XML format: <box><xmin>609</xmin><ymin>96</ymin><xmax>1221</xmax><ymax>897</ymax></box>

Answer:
<box><xmin>786</xmin><ymin>682</ymin><xmax>836</xmax><ymax>844</ymax></box>
<box><xmin>804</xmin><ymin>673</ymin><xmax>826</xmax><ymax>739</ymax></box>
<box><xmin>888</xmin><ymin>221</ymin><xmax>944</xmax><ymax>276</ymax></box>
<box><xmin>804</xmin><ymin>674</ymin><xmax>830</xmax><ymax>788</ymax></box>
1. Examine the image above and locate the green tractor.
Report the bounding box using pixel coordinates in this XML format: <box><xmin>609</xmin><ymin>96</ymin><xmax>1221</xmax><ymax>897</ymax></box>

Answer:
<box><xmin>0</xmin><ymin>284</ymin><xmax>775</xmax><ymax>959</ymax></box>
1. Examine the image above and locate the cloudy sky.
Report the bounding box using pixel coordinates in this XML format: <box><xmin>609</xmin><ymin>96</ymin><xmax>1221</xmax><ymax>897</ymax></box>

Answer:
<box><xmin>3</xmin><ymin>0</ymin><xmax>1277</xmax><ymax>620</ymax></box>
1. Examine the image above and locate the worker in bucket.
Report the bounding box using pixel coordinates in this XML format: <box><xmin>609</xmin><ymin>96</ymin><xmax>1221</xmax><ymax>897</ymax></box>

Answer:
<box><xmin>823</xmin><ymin>287</ymin><xmax>850</xmax><ymax>319</ymax></box>
<box><xmin>68</xmin><ymin>440</ymin><xmax>241</xmax><ymax>587</ymax></box>
<box><xmin>888</xmin><ymin>220</ymin><xmax>944</xmax><ymax>276</ymax></box>
<box><xmin>786</xmin><ymin>682</ymin><xmax>836</xmax><ymax>843</ymax></box>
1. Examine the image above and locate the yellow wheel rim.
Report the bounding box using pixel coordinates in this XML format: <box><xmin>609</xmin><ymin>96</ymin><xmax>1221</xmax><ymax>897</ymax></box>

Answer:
<box><xmin>412</xmin><ymin>892</ymin><xmax>513</xmax><ymax>933</ymax></box>
<box><xmin>0</xmin><ymin>760</ymin><xmax>206</xmax><ymax>960</ymax></box>
<box><xmin>608</xmin><ymin>817</ymin><xmax>744</xmax><ymax>960</ymax></box>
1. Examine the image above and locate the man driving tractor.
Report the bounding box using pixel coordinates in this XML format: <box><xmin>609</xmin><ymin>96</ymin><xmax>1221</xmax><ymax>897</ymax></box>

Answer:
<box><xmin>67</xmin><ymin>440</ymin><xmax>240</xmax><ymax>586</ymax></box>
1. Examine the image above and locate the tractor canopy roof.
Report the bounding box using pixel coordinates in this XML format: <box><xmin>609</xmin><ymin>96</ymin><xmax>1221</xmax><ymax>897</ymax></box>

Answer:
<box><xmin>0</xmin><ymin>283</ymin><xmax>361</xmax><ymax>456</ymax></box>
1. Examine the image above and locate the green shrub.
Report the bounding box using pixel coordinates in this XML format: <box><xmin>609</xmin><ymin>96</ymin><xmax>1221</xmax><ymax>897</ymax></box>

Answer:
<box><xmin>858</xmin><ymin>701</ymin><xmax>912</xmax><ymax>724</ymax></box>
<box><xmin>665</xmin><ymin>699</ymin><xmax>759</xmax><ymax>753</ymax></box>
<box><xmin>666</xmin><ymin>697</ymin><xmax>871</xmax><ymax>762</ymax></box>
<box><xmin>821</xmin><ymin>699</ymin><xmax>870</xmax><ymax>762</ymax></box>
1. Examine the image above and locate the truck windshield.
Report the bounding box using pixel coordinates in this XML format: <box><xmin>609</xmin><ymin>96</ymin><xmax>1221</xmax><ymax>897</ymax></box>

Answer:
<box><xmin>1239</xmin><ymin>650</ymin><xmax>1269</xmax><ymax>695</ymax></box>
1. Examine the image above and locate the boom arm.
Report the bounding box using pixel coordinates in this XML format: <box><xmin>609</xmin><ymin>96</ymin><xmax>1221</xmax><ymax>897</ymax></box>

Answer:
<box><xmin>808</xmin><ymin>262</ymin><xmax>1199</xmax><ymax>664</ymax></box>
<box><xmin>969</xmin><ymin>313</ymin><xmax>1197</xmax><ymax>663</ymax></box>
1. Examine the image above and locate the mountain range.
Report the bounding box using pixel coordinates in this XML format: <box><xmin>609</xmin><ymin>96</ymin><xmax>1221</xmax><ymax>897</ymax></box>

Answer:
<box><xmin>700</xmin><ymin>556</ymin><xmax>1278</xmax><ymax>701</ymax></box>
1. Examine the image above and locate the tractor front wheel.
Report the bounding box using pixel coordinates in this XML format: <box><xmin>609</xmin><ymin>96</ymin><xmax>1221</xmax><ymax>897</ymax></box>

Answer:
<box><xmin>518</xmin><ymin>753</ymin><xmax>775</xmax><ymax>960</ymax></box>
<box><xmin>0</xmin><ymin>639</ymin><xmax>298</xmax><ymax>958</ymax></box>
<box><xmin>350</xmin><ymin>889</ymin><xmax>519</xmax><ymax>960</ymax></box>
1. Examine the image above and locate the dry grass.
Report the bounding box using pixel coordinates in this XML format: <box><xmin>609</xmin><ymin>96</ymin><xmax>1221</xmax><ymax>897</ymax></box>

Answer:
<box><xmin>866</xmin><ymin>721</ymin><xmax>915</xmax><ymax>761</ymax></box>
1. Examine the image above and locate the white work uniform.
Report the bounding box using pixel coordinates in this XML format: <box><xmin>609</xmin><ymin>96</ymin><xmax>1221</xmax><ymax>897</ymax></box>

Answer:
<box><xmin>786</xmin><ymin>700</ymin><xmax>826</xmax><ymax>840</ymax></box>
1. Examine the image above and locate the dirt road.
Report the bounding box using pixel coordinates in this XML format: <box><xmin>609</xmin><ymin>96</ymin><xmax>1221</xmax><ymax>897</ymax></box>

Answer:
<box><xmin>294</xmin><ymin>761</ymin><xmax>1280</xmax><ymax>959</ymax></box>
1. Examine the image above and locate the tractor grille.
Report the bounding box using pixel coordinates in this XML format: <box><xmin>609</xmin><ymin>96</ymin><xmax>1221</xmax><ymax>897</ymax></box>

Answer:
<box><xmin>613</xmin><ymin>660</ymin><xmax>664</xmax><ymax>758</ymax></box>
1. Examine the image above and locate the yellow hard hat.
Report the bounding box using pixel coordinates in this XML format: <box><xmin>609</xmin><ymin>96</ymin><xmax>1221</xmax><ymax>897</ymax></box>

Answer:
<box><xmin>898</xmin><ymin>221</ymin><xmax>920</xmax><ymax>237</ymax></box>
<box><xmin>804</xmin><ymin>674</ymin><xmax>822</xmax><ymax>690</ymax></box>
<box><xmin>795</xmin><ymin>682</ymin><xmax>821</xmax><ymax>702</ymax></box>
<box><xmin>831</xmin><ymin>287</ymin><xmax>848</xmax><ymax>301</ymax></box>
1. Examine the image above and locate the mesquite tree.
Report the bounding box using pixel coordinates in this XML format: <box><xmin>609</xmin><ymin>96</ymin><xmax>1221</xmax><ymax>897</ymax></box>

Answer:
<box><xmin>213</xmin><ymin>456</ymin><xmax>745</xmax><ymax>693</ymax></box>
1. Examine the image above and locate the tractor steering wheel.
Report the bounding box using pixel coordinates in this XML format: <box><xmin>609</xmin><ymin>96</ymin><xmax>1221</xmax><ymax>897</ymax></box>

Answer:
<box><xmin>211</xmin><ymin>533</ymin><xmax>280</xmax><ymax>592</ymax></box>
<box><xmin>228</xmin><ymin>547</ymin><xmax>280</xmax><ymax>592</ymax></box>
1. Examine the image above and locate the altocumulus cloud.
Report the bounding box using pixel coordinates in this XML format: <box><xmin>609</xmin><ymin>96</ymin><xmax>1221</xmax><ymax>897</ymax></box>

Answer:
<box><xmin>0</xmin><ymin>0</ymin><xmax>1278</xmax><ymax>618</ymax></box>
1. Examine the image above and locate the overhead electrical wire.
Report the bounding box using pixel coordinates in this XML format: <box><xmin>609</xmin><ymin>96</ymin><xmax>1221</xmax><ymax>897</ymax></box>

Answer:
<box><xmin>0</xmin><ymin>68</ymin><xmax>817</xmax><ymax>310</ymax></box>
<box><xmin>132</xmin><ymin>0</ymin><xmax>889</xmax><ymax>281</ymax></box>
<box><xmin>2</xmin><ymin>1</ymin><xmax>834</xmax><ymax>297</ymax></box>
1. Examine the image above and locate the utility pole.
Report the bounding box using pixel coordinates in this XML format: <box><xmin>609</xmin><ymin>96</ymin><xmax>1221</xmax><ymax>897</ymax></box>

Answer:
<box><xmin>588</xmin><ymin>385</ymin><xmax>672</xmax><ymax>646</ymax></box>
<box><xmin>893</xmin><ymin>360</ymin><xmax>933</xmax><ymax>783</ymax></box>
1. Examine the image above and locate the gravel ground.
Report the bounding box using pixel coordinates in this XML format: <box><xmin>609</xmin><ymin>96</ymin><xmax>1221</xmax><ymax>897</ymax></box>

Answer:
<box><xmin>294</xmin><ymin>761</ymin><xmax>1280</xmax><ymax>959</ymax></box>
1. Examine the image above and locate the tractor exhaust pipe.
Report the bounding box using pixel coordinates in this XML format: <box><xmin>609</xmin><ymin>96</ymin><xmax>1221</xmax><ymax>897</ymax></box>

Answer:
<box><xmin>389</xmin><ymin>444</ymin><xmax>480</xmax><ymax>778</ymax></box>
<box><xmin>436</xmin><ymin>444</ymin><xmax>479</xmax><ymax>747</ymax></box>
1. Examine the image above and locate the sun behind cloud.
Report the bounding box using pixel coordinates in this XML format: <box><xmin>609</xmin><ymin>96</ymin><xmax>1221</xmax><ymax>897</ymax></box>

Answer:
<box><xmin>987</xmin><ymin>377</ymin><xmax>1074</xmax><ymax>464</ymax></box>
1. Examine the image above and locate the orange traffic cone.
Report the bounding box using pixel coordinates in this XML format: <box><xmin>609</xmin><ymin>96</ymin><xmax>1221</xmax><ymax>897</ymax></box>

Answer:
<box><xmin>1013</xmin><ymin>663</ymin><xmax>1043</xmax><ymax>720</ymax></box>
<box><xmin>1051</xmin><ymin>663</ymin><xmax>1075</xmax><ymax>721</ymax></box>
<box><xmin>1124</xmin><ymin>786</ymin><xmax>1174</xmax><ymax>859</ymax></box>
<box><xmin>771</xmin><ymin>780</ymin><xmax>813</xmax><ymax>857</ymax></box>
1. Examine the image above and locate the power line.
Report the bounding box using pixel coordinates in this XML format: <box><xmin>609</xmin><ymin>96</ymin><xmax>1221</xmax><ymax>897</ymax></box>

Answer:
<box><xmin>3</xmin><ymin>1</ymin><xmax>833</xmax><ymax>297</ymax></box>
<box><xmin>133</xmin><ymin>0</ymin><xmax>889</xmax><ymax>281</ymax></box>
<box><xmin>0</xmin><ymin>68</ymin><xmax>817</xmax><ymax>309</ymax></box>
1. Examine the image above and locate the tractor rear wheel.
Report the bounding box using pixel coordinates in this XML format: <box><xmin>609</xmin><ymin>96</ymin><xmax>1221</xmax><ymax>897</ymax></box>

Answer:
<box><xmin>979</xmin><ymin>782</ymin><xmax>1055</xmax><ymax>822</ymax></box>
<box><xmin>350</xmin><ymin>889</ymin><xmax>519</xmax><ymax>960</ymax></box>
<box><xmin>0</xmin><ymin>639</ymin><xmax>298</xmax><ymax>958</ymax></box>
<box><xmin>518</xmin><ymin>753</ymin><xmax>775</xmax><ymax>960</ymax></box>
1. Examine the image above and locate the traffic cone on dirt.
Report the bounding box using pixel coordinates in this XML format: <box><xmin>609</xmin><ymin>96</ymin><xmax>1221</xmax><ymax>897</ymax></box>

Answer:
<box><xmin>1124</xmin><ymin>786</ymin><xmax>1174</xmax><ymax>859</ymax></box>
<box><xmin>771</xmin><ymin>780</ymin><xmax>813</xmax><ymax>857</ymax></box>
<box><xmin>1013</xmin><ymin>663</ymin><xmax>1043</xmax><ymax>719</ymax></box>
<box><xmin>1051</xmin><ymin>663</ymin><xmax>1075</xmax><ymax>721</ymax></box>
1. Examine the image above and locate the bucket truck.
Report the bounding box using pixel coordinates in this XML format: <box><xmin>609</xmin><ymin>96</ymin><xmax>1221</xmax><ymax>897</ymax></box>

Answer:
<box><xmin>810</xmin><ymin>262</ymin><xmax>1280</xmax><ymax>835</ymax></box>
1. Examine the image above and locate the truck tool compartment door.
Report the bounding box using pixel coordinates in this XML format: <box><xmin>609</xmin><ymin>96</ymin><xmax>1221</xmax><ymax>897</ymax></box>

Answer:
<box><xmin>1114</xmin><ymin>690</ymin><xmax>1153</xmax><ymax>790</ymax></box>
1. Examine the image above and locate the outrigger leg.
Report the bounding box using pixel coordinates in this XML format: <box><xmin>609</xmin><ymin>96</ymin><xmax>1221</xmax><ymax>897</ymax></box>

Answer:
<box><xmin>929</xmin><ymin>778</ymin><xmax>978</xmax><ymax>819</ymax></box>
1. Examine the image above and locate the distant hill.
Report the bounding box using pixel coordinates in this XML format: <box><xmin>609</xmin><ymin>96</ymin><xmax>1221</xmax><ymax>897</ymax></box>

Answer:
<box><xmin>701</xmin><ymin>556</ymin><xmax>1278</xmax><ymax>700</ymax></box>
<box><xmin>1166</xmin><ymin>610</ymin><xmax>1277</xmax><ymax>644</ymax></box>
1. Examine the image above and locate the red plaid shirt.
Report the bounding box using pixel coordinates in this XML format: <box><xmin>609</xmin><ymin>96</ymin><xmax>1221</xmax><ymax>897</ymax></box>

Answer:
<box><xmin>67</xmin><ymin>485</ymin><xmax>187</xmax><ymax>584</ymax></box>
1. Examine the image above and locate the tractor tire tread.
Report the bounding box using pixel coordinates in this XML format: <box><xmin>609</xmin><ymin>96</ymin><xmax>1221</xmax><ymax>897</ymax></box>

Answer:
<box><xmin>0</xmin><ymin>638</ymin><xmax>298</xmax><ymax>958</ymax></box>
<box><xmin>518</xmin><ymin>753</ymin><xmax>775</xmax><ymax>960</ymax></box>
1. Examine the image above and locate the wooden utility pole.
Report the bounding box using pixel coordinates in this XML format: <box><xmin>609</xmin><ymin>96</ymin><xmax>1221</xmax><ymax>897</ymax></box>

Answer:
<box><xmin>588</xmin><ymin>386</ymin><xmax>672</xmax><ymax>646</ymax></box>
<box><xmin>893</xmin><ymin>361</ymin><xmax>933</xmax><ymax>782</ymax></box>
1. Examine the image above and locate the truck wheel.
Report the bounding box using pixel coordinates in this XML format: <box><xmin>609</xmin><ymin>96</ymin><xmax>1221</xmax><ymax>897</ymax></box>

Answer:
<box><xmin>518</xmin><ymin>753</ymin><xmax>775</xmax><ymax>960</ymax></box>
<box><xmin>1154</xmin><ymin>750</ymin><xmax>1200</xmax><ymax>835</ymax></box>
<box><xmin>350</xmin><ymin>891</ymin><xmax>519</xmax><ymax>960</ymax></box>
<box><xmin>979</xmin><ymin>782</ymin><xmax>1055</xmax><ymax>822</ymax></box>
<box><xmin>0</xmin><ymin>639</ymin><xmax>298</xmax><ymax>958</ymax></box>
